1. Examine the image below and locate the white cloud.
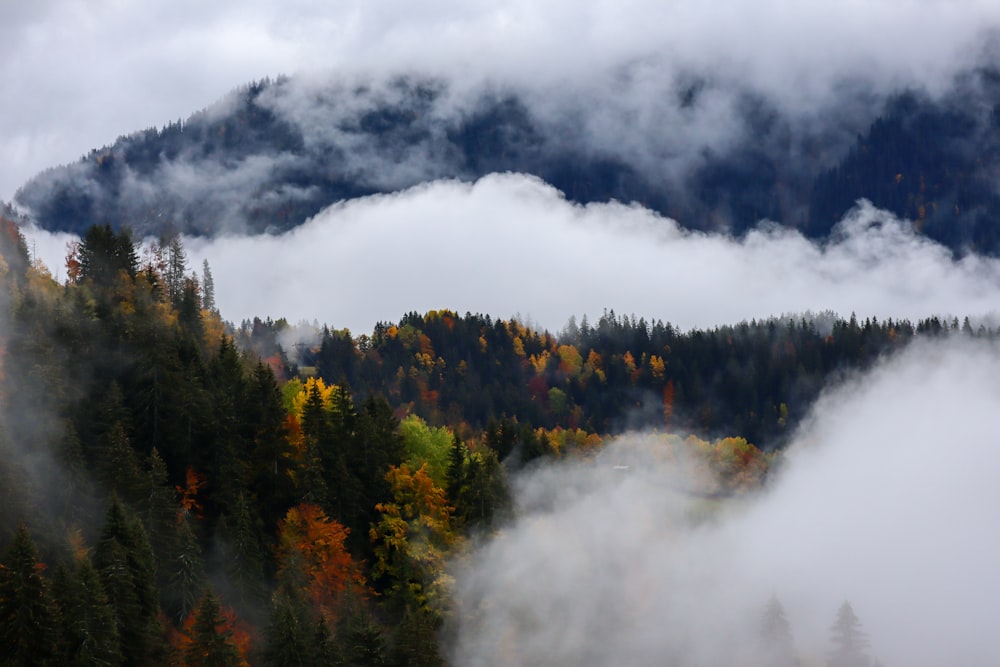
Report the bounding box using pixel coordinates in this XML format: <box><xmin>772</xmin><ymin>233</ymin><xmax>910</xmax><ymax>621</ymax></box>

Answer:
<box><xmin>24</xmin><ymin>174</ymin><xmax>1000</xmax><ymax>334</ymax></box>
<box><xmin>176</xmin><ymin>174</ymin><xmax>1000</xmax><ymax>333</ymax></box>
<box><xmin>448</xmin><ymin>336</ymin><xmax>1000</xmax><ymax>666</ymax></box>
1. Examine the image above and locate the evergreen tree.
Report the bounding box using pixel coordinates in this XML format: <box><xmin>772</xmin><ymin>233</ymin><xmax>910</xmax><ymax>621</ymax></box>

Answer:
<box><xmin>391</xmin><ymin>606</ymin><xmax>443</xmax><ymax>667</ymax></box>
<box><xmin>343</xmin><ymin>614</ymin><xmax>389</xmax><ymax>667</ymax></box>
<box><xmin>828</xmin><ymin>601</ymin><xmax>870</xmax><ymax>667</ymax></box>
<box><xmin>217</xmin><ymin>491</ymin><xmax>267</xmax><ymax>612</ymax></box>
<box><xmin>183</xmin><ymin>588</ymin><xmax>243</xmax><ymax>667</ymax></box>
<box><xmin>93</xmin><ymin>498</ymin><xmax>165</xmax><ymax>667</ymax></box>
<box><xmin>759</xmin><ymin>595</ymin><xmax>796</xmax><ymax>667</ymax></box>
<box><xmin>201</xmin><ymin>259</ymin><xmax>216</xmax><ymax>313</ymax></box>
<box><xmin>263</xmin><ymin>588</ymin><xmax>313</xmax><ymax>667</ymax></box>
<box><xmin>0</xmin><ymin>525</ymin><xmax>60</xmax><ymax>666</ymax></box>
<box><xmin>169</xmin><ymin>512</ymin><xmax>207</xmax><ymax>623</ymax></box>
<box><xmin>59</xmin><ymin>557</ymin><xmax>124</xmax><ymax>667</ymax></box>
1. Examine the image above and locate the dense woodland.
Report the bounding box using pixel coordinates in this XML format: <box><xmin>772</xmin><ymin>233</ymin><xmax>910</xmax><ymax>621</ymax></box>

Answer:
<box><xmin>0</xmin><ymin>206</ymin><xmax>963</xmax><ymax>664</ymax></box>
<box><xmin>15</xmin><ymin>65</ymin><xmax>1000</xmax><ymax>255</ymax></box>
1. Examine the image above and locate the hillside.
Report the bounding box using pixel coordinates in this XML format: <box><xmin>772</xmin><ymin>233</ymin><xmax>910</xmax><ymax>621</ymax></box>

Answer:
<box><xmin>15</xmin><ymin>66</ymin><xmax>1000</xmax><ymax>254</ymax></box>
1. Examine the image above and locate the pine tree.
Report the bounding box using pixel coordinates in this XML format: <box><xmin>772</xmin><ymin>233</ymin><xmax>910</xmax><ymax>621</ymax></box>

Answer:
<box><xmin>217</xmin><ymin>492</ymin><xmax>267</xmax><ymax>612</ymax></box>
<box><xmin>201</xmin><ymin>259</ymin><xmax>216</xmax><ymax>313</ymax></box>
<box><xmin>759</xmin><ymin>595</ymin><xmax>796</xmax><ymax>667</ymax></box>
<box><xmin>183</xmin><ymin>589</ymin><xmax>243</xmax><ymax>667</ymax></box>
<box><xmin>263</xmin><ymin>588</ymin><xmax>313</xmax><ymax>667</ymax></box>
<box><xmin>59</xmin><ymin>557</ymin><xmax>124</xmax><ymax>667</ymax></box>
<box><xmin>0</xmin><ymin>525</ymin><xmax>61</xmax><ymax>666</ymax></box>
<box><xmin>391</xmin><ymin>606</ymin><xmax>443</xmax><ymax>667</ymax></box>
<box><xmin>169</xmin><ymin>512</ymin><xmax>207</xmax><ymax>623</ymax></box>
<box><xmin>93</xmin><ymin>498</ymin><xmax>165</xmax><ymax>667</ymax></box>
<box><xmin>828</xmin><ymin>601</ymin><xmax>870</xmax><ymax>667</ymax></box>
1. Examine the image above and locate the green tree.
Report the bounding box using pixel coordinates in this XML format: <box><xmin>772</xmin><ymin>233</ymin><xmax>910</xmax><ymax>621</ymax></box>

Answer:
<box><xmin>93</xmin><ymin>498</ymin><xmax>165</xmax><ymax>667</ymax></box>
<box><xmin>75</xmin><ymin>224</ymin><xmax>138</xmax><ymax>286</ymax></box>
<box><xmin>0</xmin><ymin>525</ymin><xmax>60</xmax><ymax>666</ymax></box>
<box><xmin>59</xmin><ymin>557</ymin><xmax>124</xmax><ymax>667</ymax></box>
<box><xmin>263</xmin><ymin>588</ymin><xmax>313</xmax><ymax>667</ymax></box>
<box><xmin>182</xmin><ymin>588</ymin><xmax>243</xmax><ymax>667</ymax></box>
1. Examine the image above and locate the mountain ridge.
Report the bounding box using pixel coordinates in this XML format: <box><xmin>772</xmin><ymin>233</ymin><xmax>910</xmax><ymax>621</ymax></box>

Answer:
<box><xmin>14</xmin><ymin>65</ymin><xmax>1000</xmax><ymax>254</ymax></box>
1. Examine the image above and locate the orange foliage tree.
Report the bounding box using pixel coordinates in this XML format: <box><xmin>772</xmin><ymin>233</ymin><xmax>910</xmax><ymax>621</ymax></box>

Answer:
<box><xmin>275</xmin><ymin>503</ymin><xmax>365</xmax><ymax>621</ymax></box>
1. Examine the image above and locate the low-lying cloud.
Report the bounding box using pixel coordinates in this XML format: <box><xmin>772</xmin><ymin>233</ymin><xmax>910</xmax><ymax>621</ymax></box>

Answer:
<box><xmin>23</xmin><ymin>172</ymin><xmax>1000</xmax><ymax>334</ymax></box>
<box><xmin>448</xmin><ymin>336</ymin><xmax>1000</xmax><ymax>666</ymax></box>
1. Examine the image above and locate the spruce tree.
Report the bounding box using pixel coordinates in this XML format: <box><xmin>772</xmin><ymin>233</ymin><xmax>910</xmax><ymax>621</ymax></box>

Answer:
<box><xmin>0</xmin><ymin>525</ymin><xmax>61</xmax><ymax>666</ymax></box>
<box><xmin>263</xmin><ymin>588</ymin><xmax>313</xmax><ymax>667</ymax></box>
<box><xmin>828</xmin><ymin>600</ymin><xmax>870</xmax><ymax>667</ymax></box>
<box><xmin>759</xmin><ymin>595</ymin><xmax>796</xmax><ymax>667</ymax></box>
<box><xmin>59</xmin><ymin>558</ymin><xmax>124</xmax><ymax>667</ymax></box>
<box><xmin>183</xmin><ymin>588</ymin><xmax>243</xmax><ymax>667</ymax></box>
<box><xmin>93</xmin><ymin>498</ymin><xmax>165</xmax><ymax>667</ymax></box>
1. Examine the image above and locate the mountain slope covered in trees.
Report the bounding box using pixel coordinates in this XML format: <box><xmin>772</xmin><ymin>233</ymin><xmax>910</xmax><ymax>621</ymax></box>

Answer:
<box><xmin>15</xmin><ymin>64</ymin><xmax>1000</xmax><ymax>254</ymax></box>
<box><xmin>0</xmin><ymin>205</ymin><xmax>965</xmax><ymax>664</ymax></box>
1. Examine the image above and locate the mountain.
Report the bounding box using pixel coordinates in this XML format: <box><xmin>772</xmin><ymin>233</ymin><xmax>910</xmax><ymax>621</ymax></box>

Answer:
<box><xmin>15</xmin><ymin>66</ymin><xmax>1000</xmax><ymax>253</ymax></box>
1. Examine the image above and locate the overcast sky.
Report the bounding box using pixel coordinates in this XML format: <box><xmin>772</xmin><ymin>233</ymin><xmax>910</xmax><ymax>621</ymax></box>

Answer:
<box><xmin>4</xmin><ymin>0</ymin><xmax>1000</xmax><ymax>201</ymax></box>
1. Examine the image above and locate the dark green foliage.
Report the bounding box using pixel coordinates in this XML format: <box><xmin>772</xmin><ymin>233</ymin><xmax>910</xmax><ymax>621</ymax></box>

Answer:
<box><xmin>262</xmin><ymin>588</ymin><xmax>315</xmax><ymax>667</ymax></box>
<box><xmin>93</xmin><ymin>498</ymin><xmax>165</xmax><ymax>667</ymax></box>
<box><xmin>391</xmin><ymin>606</ymin><xmax>443</xmax><ymax>667</ymax></box>
<box><xmin>169</xmin><ymin>513</ymin><xmax>207</xmax><ymax>623</ymax></box>
<box><xmin>20</xmin><ymin>67</ymin><xmax>1000</xmax><ymax>257</ymax></box>
<box><xmin>343</xmin><ymin>614</ymin><xmax>389</xmax><ymax>667</ymax></box>
<box><xmin>217</xmin><ymin>492</ymin><xmax>267</xmax><ymax>612</ymax></box>
<box><xmin>183</xmin><ymin>588</ymin><xmax>243</xmax><ymax>667</ymax></box>
<box><xmin>0</xmin><ymin>526</ymin><xmax>60</xmax><ymax>666</ymax></box>
<box><xmin>57</xmin><ymin>558</ymin><xmax>124</xmax><ymax>667</ymax></box>
<box><xmin>77</xmin><ymin>224</ymin><xmax>139</xmax><ymax>284</ymax></box>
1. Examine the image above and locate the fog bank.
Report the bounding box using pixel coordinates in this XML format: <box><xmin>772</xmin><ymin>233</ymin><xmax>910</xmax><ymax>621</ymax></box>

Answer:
<box><xmin>448</xmin><ymin>336</ymin><xmax>1000</xmax><ymax>666</ymax></box>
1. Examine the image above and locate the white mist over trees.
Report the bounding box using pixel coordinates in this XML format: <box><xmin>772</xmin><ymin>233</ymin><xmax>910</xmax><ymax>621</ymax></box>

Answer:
<box><xmin>447</xmin><ymin>337</ymin><xmax>1000</xmax><ymax>666</ymax></box>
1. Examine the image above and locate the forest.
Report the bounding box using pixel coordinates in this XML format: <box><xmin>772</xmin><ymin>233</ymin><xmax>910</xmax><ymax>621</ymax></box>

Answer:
<box><xmin>0</xmin><ymin>198</ymin><xmax>967</xmax><ymax>664</ymax></box>
<box><xmin>15</xmin><ymin>64</ymin><xmax>1000</xmax><ymax>256</ymax></box>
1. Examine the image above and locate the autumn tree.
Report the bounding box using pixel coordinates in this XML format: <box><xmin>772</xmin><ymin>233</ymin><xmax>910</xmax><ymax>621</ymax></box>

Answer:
<box><xmin>370</xmin><ymin>463</ymin><xmax>454</xmax><ymax>613</ymax></box>
<box><xmin>275</xmin><ymin>503</ymin><xmax>364</xmax><ymax>622</ymax></box>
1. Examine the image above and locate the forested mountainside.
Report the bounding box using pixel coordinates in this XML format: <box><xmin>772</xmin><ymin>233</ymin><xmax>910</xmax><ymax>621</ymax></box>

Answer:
<box><xmin>0</xmin><ymin>208</ymin><xmax>964</xmax><ymax>664</ymax></box>
<box><xmin>15</xmin><ymin>65</ymin><xmax>1000</xmax><ymax>254</ymax></box>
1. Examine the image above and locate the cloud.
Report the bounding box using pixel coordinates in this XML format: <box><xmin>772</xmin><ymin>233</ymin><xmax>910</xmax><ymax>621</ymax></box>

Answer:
<box><xmin>4</xmin><ymin>0</ymin><xmax>1000</xmax><ymax>201</ymax></box>
<box><xmin>167</xmin><ymin>173</ymin><xmax>1000</xmax><ymax>334</ymax></box>
<box><xmin>23</xmin><ymin>172</ymin><xmax>1000</xmax><ymax>333</ymax></box>
<box><xmin>447</xmin><ymin>336</ymin><xmax>1000</xmax><ymax>666</ymax></box>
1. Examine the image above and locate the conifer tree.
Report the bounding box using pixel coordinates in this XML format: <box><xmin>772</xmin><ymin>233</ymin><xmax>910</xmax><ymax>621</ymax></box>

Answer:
<box><xmin>217</xmin><ymin>491</ymin><xmax>267</xmax><ymax>611</ymax></box>
<box><xmin>0</xmin><ymin>525</ymin><xmax>60</xmax><ymax>666</ymax></box>
<box><xmin>201</xmin><ymin>259</ymin><xmax>216</xmax><ymax>313</ymax></box>
<box><xmin>169</xmin><ymin>511</ymin><xmax>207</xmax><ymax>623</ymax></box>
<box><xmin>263</xmin><ymin>588</ymin><xmax>313</xmax><ymax>667</ymax></box>
<box><xmin>93</xmin><ymin>498</ymin><xmax>165</xmax><ymax>667</ymax></box>
<box><xmin>828</xmin><ymin>601</ymin><xmax>870</xmax><ymax>667</ymax></box>
<box><xmin>183</xmin><ymin>588</ymin><xmax>243</xmax><ymax>667</ymax></box>
<box><xmin>59</xmin><ymin>557</ymin><xmax>124</xmax><ymax>667</ymax></box>
<box><xmin>759</xmin><ymin>595</ymin><xmax>796</xmax><ymax>667</ymax></box>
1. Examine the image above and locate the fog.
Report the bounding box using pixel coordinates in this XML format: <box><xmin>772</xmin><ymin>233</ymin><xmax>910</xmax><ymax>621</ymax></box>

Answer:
<box><xmin>23</xmin><ymin>173</ymin><xmax>996</xmax><ymax>334</ymax></box>
<box><xmin>448</xmin><ymin>336</ymin><xmax>1000</xmax><ymax>666</ymax></box>
<box><xmin>4</xmin><ymin>1</ymin><xmax>1000</xmax><ymax>201</ymax></box>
